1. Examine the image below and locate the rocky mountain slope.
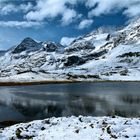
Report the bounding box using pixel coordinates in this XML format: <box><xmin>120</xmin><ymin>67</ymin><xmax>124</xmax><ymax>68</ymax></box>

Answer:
<box><xmin>0</xmin><ymin>19</ymin><xmax>140</xmax><ymax>82</ymax></box>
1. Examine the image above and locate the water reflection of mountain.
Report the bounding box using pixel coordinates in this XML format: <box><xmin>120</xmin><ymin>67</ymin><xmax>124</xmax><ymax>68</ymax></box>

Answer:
<box><xmin>120</xmin><ymin>94</ymin><xmax>140</xmax><ymax>104</ymax></box>
<box><xmin>0</xmin><ymin>85</ymin><xmax>140</xmax><ymax>123</ymax></box>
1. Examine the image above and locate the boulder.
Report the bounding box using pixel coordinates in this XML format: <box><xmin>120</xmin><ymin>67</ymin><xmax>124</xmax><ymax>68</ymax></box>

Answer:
<box><xmin>64</xmin><ymin>55</ymin><xmax>85</xmax><ymax>67</ymax></box>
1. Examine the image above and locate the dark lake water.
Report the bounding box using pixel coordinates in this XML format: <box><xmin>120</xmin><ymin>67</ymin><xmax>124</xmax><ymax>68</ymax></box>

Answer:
<box><xmin>0</xmin><ymin>82</ymin><xmax>140</xmax><ymax>127</ymax></box>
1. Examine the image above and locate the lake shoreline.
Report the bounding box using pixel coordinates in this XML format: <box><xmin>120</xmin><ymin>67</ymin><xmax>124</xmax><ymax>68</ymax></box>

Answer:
<box><xmin>0</xmin><ymin>80</ymin><xmax>140</xmax><ymax>86</ymax></box>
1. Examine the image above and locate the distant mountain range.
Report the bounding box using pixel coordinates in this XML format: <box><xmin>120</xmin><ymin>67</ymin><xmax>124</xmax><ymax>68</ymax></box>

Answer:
<box><xmin>0</xmin><ymin>19</ymin><xmax>140</xmax><ymax>82</ymax></box>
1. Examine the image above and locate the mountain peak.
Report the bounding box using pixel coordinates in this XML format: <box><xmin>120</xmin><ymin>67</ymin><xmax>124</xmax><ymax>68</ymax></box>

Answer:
<box><xmin>21</xmin><ymin>37</ymin><xmax>36</xmax><ymax>44</ymax></box>
<box><xmin>12</xmin><ymin>37</ymin><xmax>39</xmax><ymax>54</ymax></box>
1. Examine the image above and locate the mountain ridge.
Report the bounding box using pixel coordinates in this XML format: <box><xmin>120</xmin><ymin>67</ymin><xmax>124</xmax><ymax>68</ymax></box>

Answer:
<box><xmin>0</xmin><ymin>19</ymin><xmax>140</xmax><ymax>82</ymax></box>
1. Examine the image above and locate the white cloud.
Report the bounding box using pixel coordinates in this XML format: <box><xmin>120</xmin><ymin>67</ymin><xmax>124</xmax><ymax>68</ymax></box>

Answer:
<box><xmin>60</xmin><ymin>37</ymin><xmax>76</xmax><ymax>46</ymax></box>
<box><xmin>26</xmin><ymin>0</ymin><xmax>66</xmax><ymax>21</ymax></box>
<box><xmin>20</xmin><ymin>3</ymin><xmax>33</xmax><ymax>13</ymax></box>
<box><xmin>61</xmin><ymin>9</ymin><xmax>77</xmax><ymax>25</ymax></box>
<box><xmin>25</xmin><ymin>0</ymin><xmax>80</xmax><ymax>25</ymax></box>
<box><xmin>0</xmin><ymin>4</ymin><xmax>17</xmax><ymax>15</ymax></box>
<box><xmin>0</xmin><ymin>2</ymin><xmax>33</xmax><ymax>15</ymax></box>
<box><xmin>123</xmin><ymin>4</ymin><xmax>140</xmax><ymax>17</ymax></box>
<box><xmin>0</xmin><ymin>21</ymin><xmax>43</xmax><ymax>28</ymax></box>
<box><xmin>0</xmin><ymin>0</ymin><xmax>140</xmax><ymax>28</ymax></box>
<box><xmin>78</xmin><ymin>19</ymin><xmax>93</xmax><ymax>29</ymax></box>
<box><xmin>86</xmin><ymin>0</ymin><xmax>140</xmax><ymax>18</ymax></box>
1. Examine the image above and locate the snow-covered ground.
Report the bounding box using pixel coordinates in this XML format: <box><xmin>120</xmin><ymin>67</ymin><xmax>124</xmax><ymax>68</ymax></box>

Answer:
<box><xmin>0</xmin><ymin>116</ymin><xmax>140</xmax><ymax>140</ymax></box>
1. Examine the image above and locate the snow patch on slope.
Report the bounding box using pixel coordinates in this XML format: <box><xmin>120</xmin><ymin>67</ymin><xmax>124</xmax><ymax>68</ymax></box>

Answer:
<box><xmin>0</xmin><ymin>116</ymin><xmax>139</xmax><ymax>140</ymax></box>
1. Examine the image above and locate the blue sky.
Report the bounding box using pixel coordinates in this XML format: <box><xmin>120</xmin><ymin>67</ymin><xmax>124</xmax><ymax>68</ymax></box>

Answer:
<box><xmin>0</xmin><ymin>0</ymin><xmax>140</xmax><ymax>50</ymax></box>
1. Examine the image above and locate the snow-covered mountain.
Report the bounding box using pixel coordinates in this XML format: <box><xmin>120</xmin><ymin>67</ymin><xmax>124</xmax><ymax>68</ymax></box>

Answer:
<box><xmin>0</xmin><ymin>19</ymin><xmax>140</xmax><ymax>82</ymax></box>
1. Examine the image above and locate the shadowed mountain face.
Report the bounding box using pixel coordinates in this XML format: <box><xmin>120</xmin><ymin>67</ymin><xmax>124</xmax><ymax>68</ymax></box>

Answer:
<box><xmin>12</xmin><ymin>38</ymin><xmax>41</xmax><ymax>54</ymax></box>
<box><xmin>0</xmin><ymin>82</ymin><xmax>140</xmax><ymax>127</ymax></box>
<box><xmin>0</xmin><ymin>19</ymin><xmax>140</xmax><ymax>81</ymax></box>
